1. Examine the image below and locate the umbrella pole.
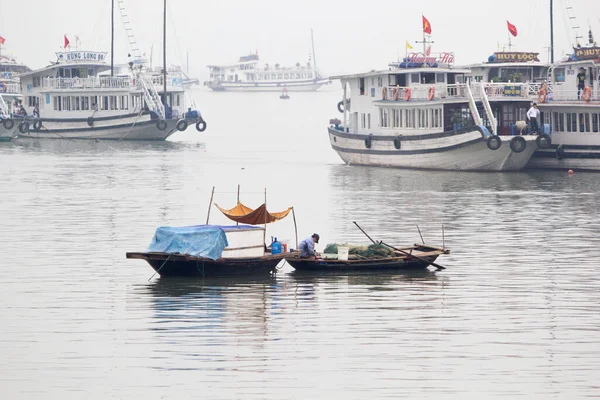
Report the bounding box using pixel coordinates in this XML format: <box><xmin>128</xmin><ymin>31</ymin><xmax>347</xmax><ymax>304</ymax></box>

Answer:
<box><xmin>292</xmin><ymin>207</ymin><xmax>298</xmax><ymax>249</ymax></box>
<box><xmin>263</xmin><ymin>188</ymin><xmax>267</xmax><ymax>246</ymax></box>
<box><xmin>236</xmin><ymin>184</ymin><xmax>240</xmax><ymax>225</ymax></box>
<box><xmin>205</xmin><ymin>186</ymin><xmax>215</xmax><ymax>224</ymax></box>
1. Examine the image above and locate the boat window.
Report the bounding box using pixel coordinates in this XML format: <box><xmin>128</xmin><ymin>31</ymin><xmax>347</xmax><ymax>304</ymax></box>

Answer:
<box><xmin>393</xmin><ymin>109</ymin><xmax>400</xmax><ymax>128</ymax></box>
<box><xmin>62</xmin><ymin>96</ymin><xmax>71</xmax><ymax>111</ymax></box>
<box><xmin>380</xmin><ymin>108</ymin><xmax>389</xmax><ymax>128</ymax></box>
<box><xmin>566</xmin><ymin>113</ymin><xmax>576</xmax><ymax>132</ymax></box>
<box><xmin>389</xmin><ymin>75</ymin><xmax>397</xmax><ymax>86</ymax></box>
<box><xmin>436</xmin><ymin>73</ymin><xmax>445</xmax><ymax>83</ymax></box>
<box><xmin>121</xmin><ymin>95</ymin><xmax>128</xmax><ymax>110</ymax></box>
<box><xmin>368</xmin><ymin>113</ymin><xmax>371</xmax><ymax>129</ymax></box>
<box><xmin>110</xmin><ymin>96</ymin><xmax>118</xmax><ymax>110</ymax></box>
<box><xmin>580</xmin><ymin>113</ymin><xmax>590</xmax><ymax>133</ymax></box>
<box><xmin>410</xmin><ymin>73</ymin><xmax>419</xmax><ymax>84</ymax></box>
<box><xmin>377</xmin><ymin>77</ymin><xmax>382</xmax><ymax>87</ymax></box>
<box><xmin>54</xmin><ymin>96</ymin><xmax>61</xmax><ymax>111</ymax></box>
<box><xmin>73</xmin><ymin>96</ymin><xmax>80</xmax><ymax>111</ymax></box>
<box><xmin>359</xmin><ymin>78</ymin><xmax>365</xmax><ymax>95</ymax></box>
<box><xmin>592</xmin><ymin>114</ymin><xmax>599</xmax><ymax>133</ymax></box>
<box><xmin>554</xmin><ymin>68</ymin><xmax>565</xmax><ymax>83</ymax></box>
<box><xmin>361</xmin><ymin>113</ymin><xmax>366</xmax><ymax>129</ymax></box>
<box><xmin>82</xmin><ymin>96</ymin><xmax>90</xmax><ymax>110</ymax></box>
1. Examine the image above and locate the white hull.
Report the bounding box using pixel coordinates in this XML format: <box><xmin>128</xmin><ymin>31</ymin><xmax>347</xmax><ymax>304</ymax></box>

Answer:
<box><xmin>10</xmin><ymin>114</ymin><xmax>193</xmax><ymax>140</ymax></box>
<box><xmin>205</xmin><ymin>80</ymin><xmax>330</xmax><ymax>92</ymax></box>
<box><xmin>328</xmin><ymin>127</ymin><xmax>538</xmax><ymax>171</ymax></box>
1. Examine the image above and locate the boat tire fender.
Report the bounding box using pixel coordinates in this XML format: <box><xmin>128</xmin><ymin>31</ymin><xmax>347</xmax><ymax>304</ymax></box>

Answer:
<box><xmin>487</xmin><ymin>135</ymin><xmax>501</xmax><ymax>151</ymax></box>
<box><xmin>19</xmin><ymin>121</ymin><xmax>30</xmax><ymax>134</ymax></box>
<box><xmin>365</xmin><ymin>134</ymin><xmax>373</xmax><ymax>149</ymax></box>
<box><xmin>556</xmin><ymin>144</ymin><xmax>565</xmax><ymax>160</ymax></box>
<box><xmin>176</xmin><ymin>119</ymin><xmax>188</xmax><ymax>131</ymax></box>
<box><xmin>393</xmin><ymin>136</ymin><xmax>401</xmax><ymax>150</ymax></box>
<box><xmin>536</xmin><ymin>133</ymin><xmax>551</xmax><ymax>149</ymax></box>
<box><xmin>196</xmin><ymin>120</ymin><xmax>207</xmax><ymax>132</ymax></box>
<box><xmin>33</xmin><ymin>120</ymin><xmax>43</xmax><ymax>132</ymax></box>
<box><xmin>3</xmin><ymin>118</ymin><xmax>14</xmax><ymax>130</ymax></box>
<box><xmin>510</xmin><ymin>136</ymin><xmax>526</xmax><ymax>153</ymax></box>
<box><xmin>87</xmin><ymin>117</ymin><xmax>94</xmax><ymax>127</ymax></box>
<box><xmin>337</xmin><ymin>101</ymin><xmax>344</xmax><ymax>113</ymax></box>
<box><xmin>156</xmin><ymin>120</ymin><xmax>168</xmax><ymax>131</ymax></box>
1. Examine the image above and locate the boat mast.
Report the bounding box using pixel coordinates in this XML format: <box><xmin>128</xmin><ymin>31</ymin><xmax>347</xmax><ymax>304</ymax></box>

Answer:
<box><xmin>550</xmin><ymin>0</ymin><xmax>554</xmax><ymax>63</ymax></box>
<box><xmin>162</xmin><ymin>0</ymin><xmax>167</xmax><ymax>106</ymax></box>
<box><xmin>111</xmin><ymin>0</ymin><xmax>114</xmax><ymax>76</ymax></box>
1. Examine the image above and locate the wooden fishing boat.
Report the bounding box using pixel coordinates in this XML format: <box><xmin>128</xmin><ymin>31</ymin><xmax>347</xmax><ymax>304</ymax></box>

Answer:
<box><xmin>126</xmin><ymin>250</ymin><xmax>299</xmax><ymax>277</ymax></box>
<box><xmin>285</xmin><ymin>244</ymin><xmax>449</xmax><ymax>272</ymax></box>
<box><xmin>126</xmin><ymin>186</ymin><xmax>301</xmax><ymax>278</ymax></box>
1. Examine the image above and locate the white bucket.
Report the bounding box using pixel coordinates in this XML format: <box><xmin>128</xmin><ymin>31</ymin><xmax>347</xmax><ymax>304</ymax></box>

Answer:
<box><xmin>338</xmin><ymin>246</ymin><xmax>349</xmax><ymax>261</ymax></box>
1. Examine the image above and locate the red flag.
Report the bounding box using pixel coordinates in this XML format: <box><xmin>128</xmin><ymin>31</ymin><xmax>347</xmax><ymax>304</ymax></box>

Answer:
<box><xmin>0</xmin><ymin>35</ymin><xmax>5</xmax><ymax>45</ymax></box>
<box><xmin>64</xmin><ymin>35</ymin><xmax>70</xmax><ymax>48</ymax></box>
<box><xmin>507</xmin><ymin>21</ymin><xmax>518</xmax><ymax>37</ymax></box>
<box><xmin>422</xmin><ymin>15</ymin><xmax>432</xmax><ymax>35</ymax></box>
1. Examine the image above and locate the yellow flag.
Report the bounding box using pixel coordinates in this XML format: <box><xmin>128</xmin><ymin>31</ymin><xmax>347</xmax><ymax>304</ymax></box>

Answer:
<box><xmin>406</xmin><ymin>41</ymin><xmax>413</xmax><ymax>50</ymax></box>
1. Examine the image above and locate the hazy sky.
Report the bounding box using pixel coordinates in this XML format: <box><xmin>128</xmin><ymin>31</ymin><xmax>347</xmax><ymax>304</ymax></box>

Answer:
<box><xmin>1</xmin><ymin>0</ymin><xmax>599</xmax><ymax>79</ymax></box>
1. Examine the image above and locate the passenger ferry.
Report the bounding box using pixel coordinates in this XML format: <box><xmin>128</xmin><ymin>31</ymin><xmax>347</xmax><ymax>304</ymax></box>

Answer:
<box><xmin>204</xmin><ymin>53</ymin><xmax>331</xmax><ymax>92</ymax></box>
<box><xmin>0</xmin><ymin>53</ymin><xmax>31</xmax><ymax>141</ymax></box>
<box><xmin>328</xmin><ymin>50</ymin><xmax>540</xmax><ymax>171</ymax></box>
<box><xmin>461</xmin><ymin>47</ymin><xmax>600</xmax><ymax>170</ymax></box>
<box><xmin>7</xmin><ymin>49</ymin><xmax>205</xmax><ymax>140</ymax></box>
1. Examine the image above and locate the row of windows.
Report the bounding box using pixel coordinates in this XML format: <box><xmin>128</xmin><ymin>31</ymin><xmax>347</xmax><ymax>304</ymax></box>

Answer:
<box><xmin>51</xmin><ymin>94</ymin><xmax>181</xmax><ymax>112</ymax></box>
<box><xmin>360</xmin><ymin>113</ymin><xmax>371</xmax><ymax>129</ymax></box>
<box><xmin>553</xmin><ymin>112</ymin><xmax>600</xmax><ymax>133</ymax></box>
<box><xmin>381</xmin><ymin>108</ymin><xmax>442</xmax><ymax>129</ymax></box>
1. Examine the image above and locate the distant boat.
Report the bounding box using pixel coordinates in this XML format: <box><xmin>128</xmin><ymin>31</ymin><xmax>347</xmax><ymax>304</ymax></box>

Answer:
<box><xmin>280</xmin><ymin>87</ymin><xmax>290</xmax><ymax>99</ymax></box>
<box><xmin>204</xmin><ymin>30</ymin><xmax>331</xmax><ymax>92</ymax></box>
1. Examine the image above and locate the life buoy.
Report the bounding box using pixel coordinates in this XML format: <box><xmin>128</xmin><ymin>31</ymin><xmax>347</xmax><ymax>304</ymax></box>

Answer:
<box><xmin>404</xmin><ymin>88</ymin><xmax>412</xmax><ymax>101</ymax></box>
<box><xmin>382</xmin><ymin>87</ymin><xmax>387</xmax><ymax>100</ymax></box>
<box><xmin>176</xmin><ymin>119</ymin><xmax>188</xmax><ymax>131</ymax></box>
<box><xmin>33</xmin><ymin>120</ymin><xmax>43</xmax><ymax>132</ymax></box>
<box><xmin>0</xmin><ymin>82</ymin><xmax>6</xmax><ymax>93</ymax></box>
<box><xmin>196</xmin><ymin>119</ymin><xmax>207</xmax><ymax>132</ymax></box>
<box><xmin>427</xmin><ymin>86</ymin><xmax>435</xmax><ymax>101</ymax></box>
<box><xmin>393</xmin><ymin>136</ymin><xmax>401</xmax><ymax>149</ymax></box>
<box><xmin>487</xmin><ymin>82</ymin><xmax>494</xmax><ymax>95</ymax></box>
<box><xmin>337</xmin><ymin>100</ymin><xmax>344</xmax><ymax>113</ymax></box>
<box><xmin>510</xmin><ymin>136</ymin><xmax>526</xmax><ymax>153</ymax></box>
<box><xmin>487</xmin><ymin>135</ymin><xmax>501</xmax><ymax>151</ymax></box>
<box><xmin>87</xmin><ymin>117</ymin><xmax>94</xmax><ymax>127</ymax></box>
<box><xmin>18</xmin><ymin>121</ymin><xmax>30</xmax><ymax>134</ymax></box>
<box><xmin>536</xmin><ymin>133</ymin><xmax>551</xmax><ymax>149</ymax></box>
<box><xmin>582</xmin><ymin>86</ymin><xmax>592</xmax><ymax>102</ymax></box>
<box><xmin>156</xmin><ymin>120</ymin><xmax>168</xmax><ymax>131</ymax></box>
<box><xmin>364</xmin><ymin>134</ymin><xmax>372</xmax><ymax>149</ymax></box>
<box><xmin>538</xmin><ymin>88</ymin><xmax>547</xmax><ymax>103</ymax></box>
<box><xmin>393</xmin><ymin>87</ymin><xmax>399</xmax><ymax>101</ymax></box>
<box><xmin>2</xmin><ymin>118</ymin><xmax>14</xmax><ymax>130</ymax></box>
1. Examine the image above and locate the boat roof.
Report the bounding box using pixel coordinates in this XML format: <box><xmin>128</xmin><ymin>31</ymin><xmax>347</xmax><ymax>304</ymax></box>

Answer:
<box><xmin>20</xmin><ymin>62</ymin><xmax>111</xmax><ymax>78</ymax></box>
<box><xmin>461</xmin><ymin>61</ymin><xmax>549</xmax><ymax>69</ymax></box>
<box><xmin>331</xmin><ymin>67</ymin><xmax>471</xmax><ymax>80</ymax></box>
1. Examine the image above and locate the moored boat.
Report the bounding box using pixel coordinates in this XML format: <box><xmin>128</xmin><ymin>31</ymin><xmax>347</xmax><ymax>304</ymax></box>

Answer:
<box><xmin>285</xmin><ymin>243</ymin><xmax>449</xmax><ymax>272</ymax></box>
<box><xmin>330</xmin><ymin>48</ymin><xmax>539</xmax><ymax>171</ymax></box>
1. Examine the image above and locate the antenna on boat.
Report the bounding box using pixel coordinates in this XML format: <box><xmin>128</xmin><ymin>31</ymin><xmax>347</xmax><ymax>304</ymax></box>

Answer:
<box><xmin>111</xmin><ymin>0</ymin><xmax>114</xmax><ymax>76</ymax></box>
<box><xmin>162</xmin><ymin>0</ymin><xmax>167</xmax><ymax>107</ymax></box>
<box><xmin>550</xmin><ymin>0</ymin><xmax>554</xmax><ymax>63</ymax></box>
<box><xmin>310</xmin><ymin>28</ymin><xmax>317</xmax><ymax>75</ymax></box>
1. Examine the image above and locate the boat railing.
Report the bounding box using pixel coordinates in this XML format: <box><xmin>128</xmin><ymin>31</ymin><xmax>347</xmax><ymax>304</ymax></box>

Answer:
<box><xmin>150</xmin><ymin>75</ymin><xmax>184</xmax><ymax>88</ymax></box>
<box><xmin>0</xmin><ymin>82</ymin><xmax>21</xmax><ymax>94</ymax></box>
<box><xmin>382</xmin><ymin>83</ymin><xmax>468</xmax><ymax>102</ymax></box>
<box><xmin>42</xmin><ymin>76</ymin><xmax>134</xmax><ymax>90</ymax></box>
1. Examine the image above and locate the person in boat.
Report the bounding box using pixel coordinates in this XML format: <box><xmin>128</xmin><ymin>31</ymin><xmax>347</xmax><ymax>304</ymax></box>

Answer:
<box><xmin>298</xmin><ymin>233</ymin><xmax>320</xmax><ymax>259</ymax></box>
<box><xmin>526</xmin><ymin>102</ymin><xmax>540</xmax><ymax>135</ymax></box>
<box><xmin>577</xmin><ymin>67</ymin><xmax>586</xmax><ymax>99</ymax></box>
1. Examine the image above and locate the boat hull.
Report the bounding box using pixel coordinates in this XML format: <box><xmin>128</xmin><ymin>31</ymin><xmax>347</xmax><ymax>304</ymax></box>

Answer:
<box><xmin>8</xmin><ymin>114</ymin><xmax>196</xmax><ymax>140</ymax></box>
<box><xmin>286</xmin><ymin>255</ymin><xmax>440</xmax><ymax>271</ymax></box>
<box><xmin>328</xmin><ymin>126</ymin><xmax>538</xmax><ymax>171</ymax></box>
<box><xmin>205</xmin><ymin>80</ymin><xmax>330</xmax><ymax>92</ymax></box>
<box><xmin>126</xmin><ymin>252</ymin><xmax>293</xmax><ymax>277</ymax></box>
<box><xmin>527</xmin><ymin>146</ymin><xmax>600</xmax><ymax>171</ymax></box>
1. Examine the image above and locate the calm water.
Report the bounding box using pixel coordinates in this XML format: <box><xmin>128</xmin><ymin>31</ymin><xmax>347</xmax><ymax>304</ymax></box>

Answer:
<box><xmin>1</xmin><ymin>87</ymin><xmax>600</xmax><ymax>399</ymax></box>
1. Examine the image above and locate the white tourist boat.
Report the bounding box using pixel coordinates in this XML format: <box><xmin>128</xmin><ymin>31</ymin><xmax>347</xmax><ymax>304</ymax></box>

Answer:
<box><xmin>204</xmin><ymin>31</ymin><xmax>331</xmax><ymax>92</ymax></box>
<box><xmin>8</xmin><ymin>50</ymin><xmax>205</xmax><ymax>140</ymax></box>
<box><xmin>0</xmin><ymin>53</ymin><xmax>31</xmax><ymax>141</ymax></box>
<box><xmin>329</xmin><ymin>50</ymin><xmax>539</xmax><ymax>171</ymax></box>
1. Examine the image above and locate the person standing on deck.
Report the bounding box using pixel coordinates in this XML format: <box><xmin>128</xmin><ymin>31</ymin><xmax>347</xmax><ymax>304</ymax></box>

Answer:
<box><xmin>527</xmin><ymin>102</ymin><xmax>540</xmax><ymax>134</ymax></box>
<box><xmin>298</xmin><ymin>233</ymin><xmax>320</xmax><ymax>259</ymax></box>
<box><xmin>577</xmin><ymin>68</ymin><xmax>586</xmax><ymax>99</ymax></box>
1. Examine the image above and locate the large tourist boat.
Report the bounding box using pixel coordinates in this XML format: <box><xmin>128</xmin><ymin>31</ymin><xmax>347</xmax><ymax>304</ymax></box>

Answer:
<box><xmin>0</xmin><ymin>53</ymin><xmax>31</xmax><ymax>141</ymax></box>
<box><xmin>328</xmin><ymin>49</ymin><xmax>541</xmax><ymax>171</ymax></box>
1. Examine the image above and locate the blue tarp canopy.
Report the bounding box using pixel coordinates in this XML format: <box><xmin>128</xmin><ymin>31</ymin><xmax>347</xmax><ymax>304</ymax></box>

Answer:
<box><xmin>145</xmin><ymin>225</ymin><xmax>260</xmax><ymax>260</ymax></box>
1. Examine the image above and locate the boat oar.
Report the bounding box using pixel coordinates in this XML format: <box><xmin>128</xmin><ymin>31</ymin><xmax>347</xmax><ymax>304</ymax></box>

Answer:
<box><xmin>380</xmin><ymin>242</ymin><xmax>446</xmax><ymax>271</ymax></box>
<box><xmin>352</xmin><ymin>221</ymin><xmax>446</xmax><ymax>271</ymax></box>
